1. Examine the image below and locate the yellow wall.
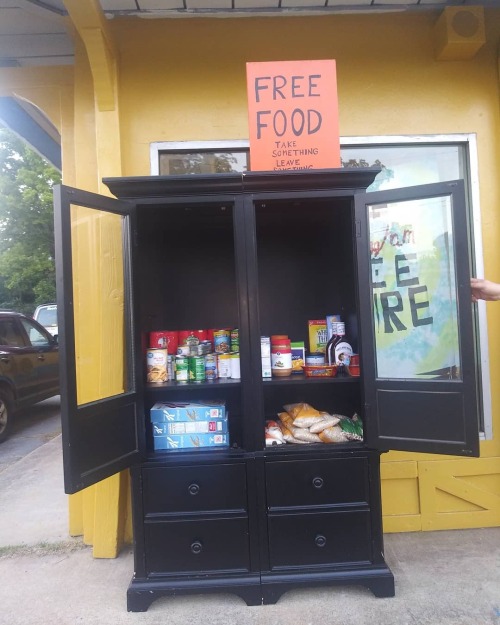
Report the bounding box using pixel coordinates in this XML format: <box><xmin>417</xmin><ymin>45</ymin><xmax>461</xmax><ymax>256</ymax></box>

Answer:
<box><xmin>1</xmin><ymin>7</ymin><xmax>499</xmax><ymax>555</ymax></box>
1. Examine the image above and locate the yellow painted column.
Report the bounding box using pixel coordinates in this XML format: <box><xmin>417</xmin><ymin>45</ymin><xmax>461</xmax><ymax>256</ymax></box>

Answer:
<box><xmin>63</xmin><ymin>0</ymin><xmax>126</xmax><ymax>558</ymax></box>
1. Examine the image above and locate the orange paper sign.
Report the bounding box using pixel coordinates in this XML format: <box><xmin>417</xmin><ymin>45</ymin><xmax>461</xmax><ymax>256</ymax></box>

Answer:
<box><xmin>246</xmin><ymin>60</ymin><xmax>340</xmax><ymax>172</ymax></box>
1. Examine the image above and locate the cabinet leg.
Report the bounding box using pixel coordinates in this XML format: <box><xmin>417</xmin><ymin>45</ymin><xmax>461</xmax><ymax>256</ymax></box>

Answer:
<box><xmin>366</xmin><ymin>575</ymin><xmax>395</xmax><ymax>598</ymax></box>
<box><xmin>127</xmin><ymin>590</ymin><xmax>157</xmax><ymax>612</ymax></box>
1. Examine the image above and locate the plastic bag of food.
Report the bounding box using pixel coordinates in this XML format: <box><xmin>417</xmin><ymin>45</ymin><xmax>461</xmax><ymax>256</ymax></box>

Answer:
<box><xmin>309</xmin><ymin>414</ymin><xmax>341</xmax><ymax>433</ymax></box>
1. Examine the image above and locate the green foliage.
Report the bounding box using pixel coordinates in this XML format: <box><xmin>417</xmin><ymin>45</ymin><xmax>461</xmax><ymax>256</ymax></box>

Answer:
<box><xmin>0</xmin><ymin>127</ymin><xmax>60</xmax><ymax>314</ymax></box>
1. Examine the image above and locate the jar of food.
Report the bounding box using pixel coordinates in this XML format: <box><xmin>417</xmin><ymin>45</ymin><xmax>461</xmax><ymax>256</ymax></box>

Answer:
<box><xmin>306</xmin><ymin>352</ymin><xmax>325</xmax><ymax>365</ymax></box>
<box><xmin>271</xmin><ymin>338</ymin><xmax>292</xmax><ymax>377</ymax></box>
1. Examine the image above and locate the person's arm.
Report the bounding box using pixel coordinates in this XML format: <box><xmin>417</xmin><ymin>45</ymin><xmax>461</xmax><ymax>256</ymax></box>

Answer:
<box><xmin>470</xmin><ymin>278</ymin><xmax>500</xmax><ymax>302</ymax></box>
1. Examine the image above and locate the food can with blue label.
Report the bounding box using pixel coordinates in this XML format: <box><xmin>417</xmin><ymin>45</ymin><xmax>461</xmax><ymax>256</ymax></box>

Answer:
<box><xmin>204</xmin><ymin>353</ymin><xmax>218</xmax><ymax>381</ymax></box>
<box><xmin>213</xmin><ymin>329</ymin><xmax>231</xmax><ymax>353</ymax></box>
<box><xmin>146</xmin><ymin>348</ymin><xmax>168</xmax><ymax>383</ymax></box>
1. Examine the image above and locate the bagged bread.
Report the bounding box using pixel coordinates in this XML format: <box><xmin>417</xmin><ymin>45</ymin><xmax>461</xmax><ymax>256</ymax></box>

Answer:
<box><xmin>318</xmin><ymin>425</ymin><xmax>350</xmax><ymax>443</ymax></box>
<box><xmin>309</xmin><ymin>414</ymin><xmax>341</xmax><ymax>433</ymax></box>
<box><xmin>291</xmin><ymin>427</ymin><xmax>322</xmax><ymax>443</ymax></box>
<box><xmin>278</xmin><ymin>411</ymin><xmax>294</xmax><ymax>429</ymax></box>
<box><xmin>283</xmin><ymin>402</ymin><xmax>321</xmax><ymax>419</ymax></box>
<box><xmin>283</xmin><ymin>402</ymin><xmax>325</xmax><ymax>428</ymax></box>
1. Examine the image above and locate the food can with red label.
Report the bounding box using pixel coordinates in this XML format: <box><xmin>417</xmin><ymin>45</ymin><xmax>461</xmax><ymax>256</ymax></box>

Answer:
<box><xmin>178</xmin><ymin>330</ymin><xmax>195</xmax><ymax>345</ymax></box>
<box><xmin>146</xmin><ymin>348</ymin><xmax>168</xmax><ymax>383</ymax></box>
<box><xmin>149</xmin><ymin>331</ymin><xmax>168</xmax><ymax>349</ymax></box>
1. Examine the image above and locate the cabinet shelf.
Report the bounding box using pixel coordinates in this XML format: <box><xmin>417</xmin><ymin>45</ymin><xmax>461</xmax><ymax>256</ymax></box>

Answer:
<box><xmin>262</xmin><ymin>375</ymin><xmax>360</xmax><ymax>386</ymax></box>
<box><xmin>146</xmin><ymin>379</ymin><xmax>241</xmax><ymax>393</ymax></box>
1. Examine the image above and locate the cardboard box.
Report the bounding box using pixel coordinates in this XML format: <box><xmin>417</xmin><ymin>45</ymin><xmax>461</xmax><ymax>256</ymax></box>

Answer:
<box><xmin>262</xmin><ymin>356</ymin><xmax>272</xmax><ymax>378</ymax></box>
<box><xmin>308</xmin><ymin>319</ymin><xmax>327</xmax><ymax>353</ymax></box>
<box><xmin>291</xmin><ymin>341</ymin><xmax>305</xmax><ymax>374</ymax></box>
<box><xmin>153</xmin><ymin>433</ymin><xmax>230</xmax><ymax>450</ymax></box>
<box><xmin>152</xmin><ymin>419</ymin><xmax>228</xmax><ymax>435</ymax></box>
<box><xmin>150</xmin><ymin>401</ymin><xmax>226</xmax><ymax>423</ymax></box>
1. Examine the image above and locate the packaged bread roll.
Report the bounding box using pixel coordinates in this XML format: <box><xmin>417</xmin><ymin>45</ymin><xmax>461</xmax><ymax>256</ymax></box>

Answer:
<box><xmin>309</xmin><ymin>414</ymin><xmax>341</xmax><ymax>433</ymax></box>
<box><xmin>318</xmin><ymin>425</ymin><xmax>350</xmax><ymax>443</ymax></box>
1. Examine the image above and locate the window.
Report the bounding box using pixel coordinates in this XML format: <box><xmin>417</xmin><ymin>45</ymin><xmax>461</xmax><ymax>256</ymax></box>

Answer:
<box><xmin>151</xmin><ymin>135</ymin><xmax>490</xmax><ymax>438</ymax></box>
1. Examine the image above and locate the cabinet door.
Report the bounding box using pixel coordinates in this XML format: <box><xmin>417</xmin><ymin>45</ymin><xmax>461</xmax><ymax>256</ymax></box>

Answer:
<box><xmin>356</xmin><ymin>180</ymin><xmax>479</xmax><ymax>456</ymax></box>
<box><xmin>54</xmin><ymin>185</ymin><xmax>143</xmax><ymax>493</ymax></box>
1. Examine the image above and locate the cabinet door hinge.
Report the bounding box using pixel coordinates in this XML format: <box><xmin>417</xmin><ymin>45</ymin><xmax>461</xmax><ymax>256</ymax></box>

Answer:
<box><xmin>355</xmin><ymin>220</ymin><xmax>361</xmax><ymax>238</ymax></box>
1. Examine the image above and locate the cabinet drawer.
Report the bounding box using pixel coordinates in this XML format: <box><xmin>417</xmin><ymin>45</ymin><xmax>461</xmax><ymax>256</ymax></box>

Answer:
<box><xmin>266</xmin><ymin>457</ymin><xmax>368</xmax><ymax>509</ymax></box>
<box><xmin>268</xmin><ymin>510</ymin><xmax>372</xmax><ymax>569</ymax></box>
<box><xmin>142</xmin><ymin>463</ymin><xmax>247</xmax><ymax>515</ymax></box>
<box><xmin>144</xmin><ymin>517</ymin><xmax>250</xmax><ymax>575</ymax></box>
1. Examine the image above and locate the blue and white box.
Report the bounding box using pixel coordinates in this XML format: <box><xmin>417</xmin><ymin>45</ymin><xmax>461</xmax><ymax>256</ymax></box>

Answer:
<box><xmin>152</xmin><ymin>419</ymin><xmax>228</xmax><ymax>435</ymax></box>
<box><xmin>150</xmin><ymin>401</ymin><xmax>226</xmax><ymax>423</ymax></box>
<box><xmin>153</xmin><ymin>433</ymin><xmax>229</xmax><ymax>450</ymax></box>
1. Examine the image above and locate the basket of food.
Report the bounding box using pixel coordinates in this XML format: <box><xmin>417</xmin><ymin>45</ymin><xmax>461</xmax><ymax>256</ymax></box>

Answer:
<box><xmin>301</xmin><ymin>364</ymin><xmax>338</xmax><ymax>378</ymax></box>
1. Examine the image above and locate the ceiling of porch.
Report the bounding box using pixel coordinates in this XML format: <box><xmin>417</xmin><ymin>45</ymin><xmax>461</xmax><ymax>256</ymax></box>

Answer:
<box><xmin>0</xmin><ymin>0</ymin><xmax>496</xmax><ymax>68</ymax></box>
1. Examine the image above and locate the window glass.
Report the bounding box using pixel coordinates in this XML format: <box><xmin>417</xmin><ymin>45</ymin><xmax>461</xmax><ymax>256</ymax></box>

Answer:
<box><xmin>368</xmin><ymin>194</ymin><xmax>460</xmax><ymax>380</ymax></box>
<box><xmin>21</xmin><ymin>318</ymin><xmax>50</xmax><ymax>346</ymax></box>
<box><xmin>341</xmin><ymin>144</ymin><xmax>462</xmax><ymax>191</ymax></box>
<box><xmin>159</xmin><ymin>150</ymin><xmax>248</xmax><ymax>175</ymax></box>
<box><xmin>0</xmin><ymin>319</ymin><xmax>24</xmax><ymax>347</ymax></box>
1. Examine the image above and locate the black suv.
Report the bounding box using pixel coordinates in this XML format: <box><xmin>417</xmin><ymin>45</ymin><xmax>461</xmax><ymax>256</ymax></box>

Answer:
<box><xmin>0</xmin><ymin>311</ymin><xmax>59</xmax><ymax>443</ymax></box>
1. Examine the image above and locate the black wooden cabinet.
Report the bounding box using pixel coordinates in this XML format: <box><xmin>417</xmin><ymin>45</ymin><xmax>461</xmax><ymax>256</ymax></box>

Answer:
<box><xmin>54</xmin><ymin>169</ymin><xmax>479</xmax><ymax>611</ymax></box>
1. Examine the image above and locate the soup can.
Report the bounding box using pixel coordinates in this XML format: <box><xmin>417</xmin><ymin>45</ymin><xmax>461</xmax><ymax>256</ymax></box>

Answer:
<box><xmin>178</xmin><ymin>330</ymin><xmax>195</xmax><ymax>345</ymax></box>
<box><xmin>177</xmin><ymin>344</ymin><xmax>190</xmax><ymax>356</ymax></box>
<box><xmin>167</xmin><ymin>354</ymin><xmax>175</xmax><ymax>381</ymax></box>
<box><xmin>175</xmin><ymin>356</ymin><xmax>189</xmax><ymax>382</ymax></box>
<box><xmin>146</xmin><ymin>348</ymin><xmax>168</xmax><ymax>383</ymax></box>
<box><xmin>204</xmin><ymin>353</ymin><xmax>218</xmax><ymax>381</ymax></box>
<box><xmin>164</xmin><ymin>331</ymin><xmax>179</xmax><ymax>355</ymax></box>
<box><xmin>218</xmin><ymin>353</ymin><xmax>231</xmax><ymax>378</ymax></box>
<box><xmin>149</xmin><ymin>331</ymin><xmax>168</xmax><ymax>349</ymax></box>
<box><xmin>230</xmin><ymin>328</ymin><xmax>239</xmax><ymax>352</ymax></box>
<box><xmin>188</xmin><ymin>356</ymin><xmax>206</xmax><ymax>382</ymax></box>
<box><xmin>213</xmin><ymin>329</ymin><xmax>231</xmax><ymax>353</ymax></box>
<box><xmin>230</xmin><ymin>352</ymin><xmax>241</xmax><ymax>379</ymax></box>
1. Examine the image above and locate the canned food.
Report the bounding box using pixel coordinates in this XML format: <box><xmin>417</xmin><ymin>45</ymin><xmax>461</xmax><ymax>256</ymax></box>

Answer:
<box><xmin>176</xmin><ymin>345</ymin><xmax>190</xmax><ymax>356</ymax></box>
<box><xmin>230</xmin><ymin>328</ymin><xmax>239</xmax><ymax>352</ymax></box>
<box><xmin>149</xmin><ymin>331</ymin><xmax>168</xmax><ymax>349</ymax></box>
<box><xmin>167</xmin><ymin>355</ymin><xmax>174</xmax><ymax>381</ymax></box>
<box><xmin>213</xmin><ymin>329</ymin><xmax>231</xmax><ymax>353</ymax></box>
<box><xmin>204</xmin><ymin>353</ymin><xmax>218</xmax><ymax>381</ymax></box>
<box><xmin>230</xmin><ymin>352</ymin><xmax>241</xmax><ymax>379</ymax></box>
<box><xmin>178</xmin><ymin>330</ymin><xmax>195</xmax><ymax>345</ymax></box>
<box><xmin>188</xmin><ymin>356</ymin><xmax>206</xmax><ymax>382</ymax></box>
<box><xmin>146</xmin><ymin>348</ymin><xmax>168</xmax><ymax>383</ymax></box>
<box><xmin>218</xmin><ymin>353</ymin><xmax>231</xmax><ymax>378</ymax></box>
<box><xmin>306</xmin><ymin>353</ymin><xmax>325</xmax><ymax>365</ymax></box>
<box><xmin>175</xmin><ymin>356</ymin><xmax>189</xmax><ymax>382</ymax></box>
<box><xmin>197</xmin><ymin>340</ymin><xmax>212</xmax><ymax>356</ymax></box>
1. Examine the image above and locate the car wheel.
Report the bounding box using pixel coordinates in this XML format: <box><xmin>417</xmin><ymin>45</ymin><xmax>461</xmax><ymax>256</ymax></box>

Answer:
<box><xmin>0</xmin><ymin>389</ymin><xmax>13</xmax><ymax>443</ymax></box>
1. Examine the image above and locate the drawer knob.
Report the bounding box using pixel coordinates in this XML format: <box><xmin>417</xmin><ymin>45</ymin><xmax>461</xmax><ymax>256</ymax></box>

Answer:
<box><xmin>190</xmin><ymin>540</ymin><xmax>203</xmax><ymax>555</ymax></box>
<box><xmin>312</xmin><ymin>476</ymin><xmax>324</xmax><ymax>489</ymax></box>
<box><xmin>188</xmin><ymin>483</ymin><xmax>200</xmax><ymax>496</ymax></box>
<box><xmin>315</xmin><ymin>534</ymin><xmax>327</xmax><ymax>548</ymax></box>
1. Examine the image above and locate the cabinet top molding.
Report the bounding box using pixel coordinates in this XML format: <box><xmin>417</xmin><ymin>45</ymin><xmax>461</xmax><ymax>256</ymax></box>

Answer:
<box><xmin>103</xmin><ymin>168</ymin><xmax>381</xmax><ymax>200</ymax></box>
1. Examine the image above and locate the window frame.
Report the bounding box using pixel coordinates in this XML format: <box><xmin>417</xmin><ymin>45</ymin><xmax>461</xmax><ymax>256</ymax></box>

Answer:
<box><xmin>150</xmin><ymin>134</ymin><xmax>491</xmax><ymax>439</ymax></box>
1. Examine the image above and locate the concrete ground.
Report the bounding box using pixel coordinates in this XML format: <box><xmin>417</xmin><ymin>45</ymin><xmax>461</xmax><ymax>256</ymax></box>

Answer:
<box><xmin>0</xmin><ymin>433</ymin><xmax>499</xmax><ymax>625</ymax></box>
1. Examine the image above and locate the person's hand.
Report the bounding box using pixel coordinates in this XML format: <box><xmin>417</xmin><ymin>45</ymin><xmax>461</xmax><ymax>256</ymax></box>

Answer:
<box><xmin>470</xmin><ymin>278</ymin><xmax>500</xmax><ymax>302</ymax></box>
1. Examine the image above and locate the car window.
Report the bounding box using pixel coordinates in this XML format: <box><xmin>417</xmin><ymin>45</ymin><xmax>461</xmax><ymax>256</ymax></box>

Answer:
<box><xmin>35</xmin><ymin>306</ymin><xmax>57</xmax><ymax>326</ymax></box>
<box><xmin>0</xmin><ymin>319</ymin><xmax>25</xmax><ymax>347</ymax></box>
<box><xmin>20</xmin><ymin>318</ymin><xmax>51</xmax><ymax>347</ymax></box>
